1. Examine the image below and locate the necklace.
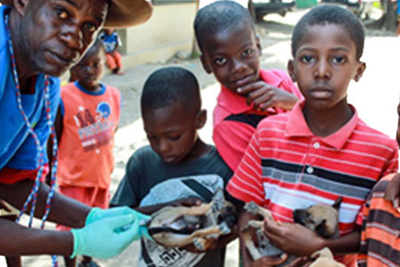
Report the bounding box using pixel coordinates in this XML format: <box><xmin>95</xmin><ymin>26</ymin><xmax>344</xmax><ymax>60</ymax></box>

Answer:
<box><xmin>5</xmin><ymin>12</ymin><xmax>59</xmax><ymax>266</ymax></box>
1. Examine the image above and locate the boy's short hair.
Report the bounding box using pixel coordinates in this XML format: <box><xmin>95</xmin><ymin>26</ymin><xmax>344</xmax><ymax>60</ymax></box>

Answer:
<box><xmin>141</xmin><ymin>67</ymin><xmax>201</xmax><ymax>114</ymax></box>
<box><xmin>291</xmin><ymin>4</ymin><xmax>365</xmax><ymax>60</ymax></box>
<box><xmin>194</xmin><ymin>0</ymin><xmax>255</xmax><ymax>50</ymax></box>
<box><xmin>85</xmin><ymin>38</ymin><xmax>106</xmax><ymax>57</ymax></box>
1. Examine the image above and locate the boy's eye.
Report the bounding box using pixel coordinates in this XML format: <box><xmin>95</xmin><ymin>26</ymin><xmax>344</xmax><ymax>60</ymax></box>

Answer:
<box><xmin>56</xmin><ymin>7</ymin><xmax>69</xmax><ymax>20</ymax></box>
<box><xmin>300</xmin><ymin>55</ymin><xmax>314</xmax><ymax>63</ymax></box>
<box><xmin>146</xmin><ymin>135</ymin><xmax>157</xmax><ymax>141</ymax></box>
<box><xmin>332</xmin><ymin>56</ymin><xmax>346</xmax><ymax>64</ymax></box>
<box><xmin>169</xmin><ymin>135</ymin><xmax>181</xmax><ymax>141</ymax></box>
<box><xmin>242</xmin><ymin>48</ymin><xmax>253</xmax><ymax>56</ymax></box>
<box><xmin>214</xmin><ymin>57</ymin><xmax>226</xmax><ymax>66</ymax></box>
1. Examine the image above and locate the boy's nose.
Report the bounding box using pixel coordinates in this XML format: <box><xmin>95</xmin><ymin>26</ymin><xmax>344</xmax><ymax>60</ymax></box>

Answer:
<box><xmin>231</xmin><ymin>58</ymin><xmax>246</xmax><ymax>74</ymax></box>
<box><xmin>314</xmin><ymin>60</ymin><xmax>331</xmax><ymax>79</ymax></box>
<box><xmin>158</xmin><ymin>139</ymin><xmax>170</xmax><ymax>153</ymax></box>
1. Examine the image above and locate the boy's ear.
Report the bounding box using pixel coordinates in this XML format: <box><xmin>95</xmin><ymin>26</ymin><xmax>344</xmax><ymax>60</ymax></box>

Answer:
<box><xmin>255</xmin><ymin>34</ymin><xmax>262</xmax><ymax>56</ymax></box>
<box><xmin>287</xmin><ymin>60</ymin><xmax>297</xmax><ymax>82</ymax></box>
<box><xmin>196</xmin><ymin>109</ymin><xmax>207</xmax><ymax>129</ymax></box>
<box><xmin>13</xmin><ymin>0</ymin><xmax>30</xmax><ymax>15</ymax></box>
<box><xmin>200</xmin><ymin>55</ymin><xmax>212</xmax><ymax>74</ymax></box>
<box><xmin>354</xmin><ymin>62</ymin><xmax>366</xmax><ymax>82</ymax></box>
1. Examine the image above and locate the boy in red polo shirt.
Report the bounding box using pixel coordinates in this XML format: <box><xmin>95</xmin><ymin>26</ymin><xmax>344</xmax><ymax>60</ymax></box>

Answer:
<box><xmin>227</xmin><ymin>5</ymin><xmax>398</xmax><ymax>267</ymax></box>
<box><xmin>194</xmin><ymin>1</ymin><xmax>302</xmax><ymax>172</ymax></box>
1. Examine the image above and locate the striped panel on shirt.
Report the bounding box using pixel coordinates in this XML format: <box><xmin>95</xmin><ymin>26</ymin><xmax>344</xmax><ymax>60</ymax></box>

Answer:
<box><xmin>228</xmin><ymin>113</ymin><xmax>398</xmax><ymax>237</ymax></box>
<box><xmin>358</xmin><ymin>178</ymin><xmax>400</xmax><ymax>267</ymax></box>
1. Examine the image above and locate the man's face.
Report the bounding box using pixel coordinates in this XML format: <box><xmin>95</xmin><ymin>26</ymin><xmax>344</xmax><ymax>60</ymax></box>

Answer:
<box><xmin>18</xmin><ymin>0</ymin><xmax>109</xmax><ymax>77</ymax></box>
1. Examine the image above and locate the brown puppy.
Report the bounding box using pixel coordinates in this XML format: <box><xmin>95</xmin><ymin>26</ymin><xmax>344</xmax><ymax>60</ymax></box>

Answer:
<box><xmin>242</xmin><ymin>197</ymin><xmax>342</xmax><ymax>266</ymax></box>
<box><xmin>147</xmin><ymin>189</ymin><xmax>236</xmax><ymax>251</ymax></box>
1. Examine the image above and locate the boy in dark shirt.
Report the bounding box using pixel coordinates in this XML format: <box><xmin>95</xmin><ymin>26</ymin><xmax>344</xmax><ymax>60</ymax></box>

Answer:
<box><xmin>111</xmin><ymin>67</ymin><xmax>235</xmax><ymax>267</ymax></box>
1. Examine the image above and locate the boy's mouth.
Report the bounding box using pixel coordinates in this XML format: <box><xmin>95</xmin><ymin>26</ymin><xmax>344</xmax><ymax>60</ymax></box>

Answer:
<box><xmin>309</xmin><ymin>89</ymin><xmax>333</xmax><ymax>99</ymax></box>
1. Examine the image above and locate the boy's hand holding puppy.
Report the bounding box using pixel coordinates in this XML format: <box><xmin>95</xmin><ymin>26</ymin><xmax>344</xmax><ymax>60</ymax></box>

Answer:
<box><xmin>238</xmin><ymin>81</ymin><xmax>299</xmax><ymax>111</ymax></box>
<box><xmin>263</xmin><ymin>218</ymin><xmax>324</xmax><ymax>257</ymax></box>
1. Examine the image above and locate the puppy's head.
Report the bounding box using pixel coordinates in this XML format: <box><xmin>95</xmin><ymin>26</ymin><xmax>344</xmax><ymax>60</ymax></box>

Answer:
<box><xmin>217</xmin><ymin>201</ymin><xmax>237</xmax><ymax>228</ymax></box>
<box><xmin>293</xmin><ymin>197</ymin><xmax>342</xmax><ymax>239</ymax></box>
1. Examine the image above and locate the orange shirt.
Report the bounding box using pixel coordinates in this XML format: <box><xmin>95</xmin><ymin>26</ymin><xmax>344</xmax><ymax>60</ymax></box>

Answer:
<box><xmin>57</xmin><ymin>82</ymin><xmax>121</xmax><ymax>189</ymax></box>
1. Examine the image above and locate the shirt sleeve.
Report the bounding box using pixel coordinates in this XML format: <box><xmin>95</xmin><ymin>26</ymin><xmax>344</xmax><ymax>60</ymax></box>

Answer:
<box><xmin>213</xmin><ymin>120</ymin><xmax>256</xmax><ymax>172</ymax></box>
<box><xmin>226</xmin><ymin>130</ymin><xmax>265</xmax><ymax>205</ymax></box>
<box><xmin>110</xmin><ymin>152</ymin><xmax>142</xmax><ymax>208</ymax></box>
<box><xmin>355</xmin><ymin>141</ymin><xmax>398</xmax><ymax>226</ymax></box>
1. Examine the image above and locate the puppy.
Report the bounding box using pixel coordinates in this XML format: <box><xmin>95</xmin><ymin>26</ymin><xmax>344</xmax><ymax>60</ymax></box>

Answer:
<box><xmin>242</xmin><ymin>197</ymin><xmax>342</xmax><ymax>266</ymax></box>
<box><xmin>307</xmin><ymin>247</ymin><xmax>345</xmax><ymax>267</ymax></box>
<box><xmin>147</xmin><ymin>188</ymin><xmax>237</xmax><ymax>251</ymax></box>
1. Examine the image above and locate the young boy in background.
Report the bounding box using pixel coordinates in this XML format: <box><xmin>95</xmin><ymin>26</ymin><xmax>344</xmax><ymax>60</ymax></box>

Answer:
<box><xmin>110</xmin><ymin>67</ymin><xmax>235</xmax><ymax>267</ymax></box>
<box><xmin>357</xmin><ymin>98</ymin><xmax>400</xmax><ymax>267</ymax></box>
<box><xmin>99</xmin><ymin>28</ymin><xmax>124</xmax><ymax>75</ymax></box>
<box><xmin>194</xmin><ymin>0</ymin><xmax>302</xmax><ymax>172</ymax></box>
<box><xmin>55</xmin><ymin>39</ymin><xmax>122</xmax><ymax>267</ymax></box>
<box><xmin>226</xmin><ymin>5</ymin><xmax>399</xmax><ymax>267</ymax></box>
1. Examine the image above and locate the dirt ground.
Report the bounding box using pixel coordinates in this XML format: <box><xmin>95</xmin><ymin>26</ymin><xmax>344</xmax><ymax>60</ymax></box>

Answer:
<box><xmin>1</xmin><ymin>6</ymin><xmax>399</xmax><ymax>267</ymax></box>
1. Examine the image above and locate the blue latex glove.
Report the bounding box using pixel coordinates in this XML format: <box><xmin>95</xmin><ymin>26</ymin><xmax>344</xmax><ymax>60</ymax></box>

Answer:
<box><xmin>85</xmin><ymin>207</ymin><xmax>152</xmax><ymax>240</ymax></box>
<box><xmin>71</xmin><ymin>214</ymin><xmax>142</xmax><ymax>258</ymax></box>
<box><xmin>85</xmin><ymin>206</ymin><xmax>149</xmax><ymax>225</ymax></box>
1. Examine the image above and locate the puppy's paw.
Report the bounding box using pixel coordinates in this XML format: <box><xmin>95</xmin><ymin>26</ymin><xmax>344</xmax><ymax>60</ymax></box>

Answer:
<box><xmin>193</xmin><ymin>238</ymin><xmax>206</xmax><ymax>251</ymax></box>
<box><xmin>248</xmin><ymin>220</ymin><xmax>263</xmax><ymax>229</ymax></box>
<box><xmin>211</xmin><ymin>199</ymin><xmax>225</xmax><ymax>213</ymax></box>
<box><xmin>244</xmin><ymin>201</ymin><xmax>260</xmax><ymax>215</ymax></box>
<box><xmin>218</xmin><ymin>222</ymin><xmax>231</xmax><ymax>235</ymax></box>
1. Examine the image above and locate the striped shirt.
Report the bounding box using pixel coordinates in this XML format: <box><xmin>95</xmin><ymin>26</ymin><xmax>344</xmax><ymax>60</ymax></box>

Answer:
<box><xmin>227</xmin><ymin>100</ymin><xmax>399</xmax><ymax>266</ymax></box>
<box><xmin>358</xmin><ymin>173</ymin><xmax>400</xmax><ymax>267</ymax></box>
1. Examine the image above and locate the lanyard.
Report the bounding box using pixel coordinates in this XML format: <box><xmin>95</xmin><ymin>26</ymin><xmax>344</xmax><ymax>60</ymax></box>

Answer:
<box><xmin>5</xmin><ymin>12</ymin><xmax>59</xmax><ymax>266</ymax></box>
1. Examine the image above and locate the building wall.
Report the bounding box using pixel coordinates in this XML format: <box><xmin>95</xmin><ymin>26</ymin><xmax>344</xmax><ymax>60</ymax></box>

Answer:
<box><xmin>118</xmin><ymin>2</ymin><xmax>198</xmax><ymax>68</ymax></box>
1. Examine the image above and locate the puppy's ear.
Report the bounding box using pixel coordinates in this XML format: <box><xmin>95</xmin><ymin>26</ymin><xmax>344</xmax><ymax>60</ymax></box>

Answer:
<box><xmin>332</xmin><ymin>197</ymin><xmax>342</xmax><ymax>210</ymax></box>
<box><xmin>315</xmin><ymin>219</ymin><xmax>330</xmax><ymax>238</ymax></box>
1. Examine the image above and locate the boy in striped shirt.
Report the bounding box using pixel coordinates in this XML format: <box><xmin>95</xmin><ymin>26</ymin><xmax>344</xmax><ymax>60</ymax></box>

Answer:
<box><xmin>227</xmin><ymin>5</ymin><xmax>399</xmax><ymax>267</ymax></box>
<box><xmin>357</xmin><ymin>101</ymin><xmax>400</xmax><ymax>267</ymax></box>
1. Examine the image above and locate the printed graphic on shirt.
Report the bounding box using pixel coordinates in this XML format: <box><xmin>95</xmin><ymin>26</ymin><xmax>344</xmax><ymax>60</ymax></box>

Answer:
<box><xmin>73</xmin><ymin>102</ymin><xmax>115</xmax><ymax>152</ymax></box>
<box><xmin>138</xmin><ymin>175</ymin><xmax>225</xmax><ymax>267</ymax></box>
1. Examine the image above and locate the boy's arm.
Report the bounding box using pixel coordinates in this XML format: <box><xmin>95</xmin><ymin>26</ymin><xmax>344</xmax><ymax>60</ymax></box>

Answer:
<box><xmin>263</xmin><ymin>218</ymin><xmax>360</xmax><ymax>257</ymax></box>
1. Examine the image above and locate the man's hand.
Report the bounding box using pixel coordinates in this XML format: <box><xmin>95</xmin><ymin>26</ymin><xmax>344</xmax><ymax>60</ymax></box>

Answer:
<box><xmin>263</xmin><ymin>218</ymin><xmax>324</xmax><ymax>257</ymax></box>
<box><xmin>237</xmin><ymin>81</ymin><xmax>299</xmax><ymax>111</ymax></box>
<box><xmin>71</xmin><ymin>212</ymin><xmax>147</xmax><ymax>258</ymax></box>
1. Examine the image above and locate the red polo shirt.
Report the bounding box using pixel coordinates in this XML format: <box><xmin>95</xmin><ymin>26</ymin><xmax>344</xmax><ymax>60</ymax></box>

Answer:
<box><xmin>213</xmin><ymin>69</ymin><xmax>302</xmax><ymax>171</ymax></box>
<box><xmin>227</xmin><ymin>100</ymin><xmax>399</xmax><ymax>266</ymax></box>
